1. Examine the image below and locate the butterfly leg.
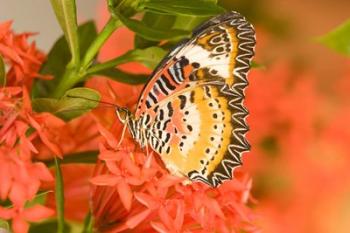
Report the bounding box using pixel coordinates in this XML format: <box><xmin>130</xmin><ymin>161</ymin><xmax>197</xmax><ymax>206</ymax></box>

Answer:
<box><xmin>116</xmin><ymin>123</ymin><xmax>128</xmax><ymax>148</ymax></box>
<box><xmin>143</xmin><ymin>130</ymin><xmax>150</xmax><ymax>157</ymax></box>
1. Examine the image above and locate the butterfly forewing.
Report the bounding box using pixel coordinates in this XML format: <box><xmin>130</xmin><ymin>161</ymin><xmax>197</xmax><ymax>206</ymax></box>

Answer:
<box><xmin>131</xmin><ymin>11</ymin><xmax>255</xmax><ymax>187</ymax></box>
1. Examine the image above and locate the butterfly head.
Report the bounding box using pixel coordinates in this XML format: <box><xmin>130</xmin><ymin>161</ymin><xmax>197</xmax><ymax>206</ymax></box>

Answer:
<box><xmin>115</xmin><ymin>107</ymin><xmax>132</xmax><ymax>124</ymax></box>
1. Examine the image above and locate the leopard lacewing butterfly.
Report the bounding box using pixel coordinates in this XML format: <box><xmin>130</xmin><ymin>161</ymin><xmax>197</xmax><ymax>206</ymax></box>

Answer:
<box><xmin>113</xmin><ymin>11</ymin><xmax>255</xmax><ymax>187</ymax></box>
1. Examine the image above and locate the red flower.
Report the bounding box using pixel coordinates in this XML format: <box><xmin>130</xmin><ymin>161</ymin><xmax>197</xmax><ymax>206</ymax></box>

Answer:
<box><xmin>0</xmin><ymin>87</ymin><xmax>64</xmax><ymax>158</ymax></box>
<box><xmin>0</xmin><ymin>204</ymin><xmax>54</xmax><ymax>233</ymax></box>
<box><xmin>0</xmin><ymin>21</ymin><xmax>51</xmax><ymax>89</ymax></box>
<box><xmin>0</xmin><ymin>147</ymin><xmax>53</xmax><ymax>206</ymax></box>
<box><xmin>90</xmin><ymin>120</ymin><xmax>258</xmax><ymax>233</ymax></box>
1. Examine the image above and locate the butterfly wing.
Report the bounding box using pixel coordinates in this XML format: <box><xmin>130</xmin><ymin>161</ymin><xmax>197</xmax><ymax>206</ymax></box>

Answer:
<box><xmin>133</xmin><ymin>11</ymin><xmax>255</xmax><ymax>187</ymax></box>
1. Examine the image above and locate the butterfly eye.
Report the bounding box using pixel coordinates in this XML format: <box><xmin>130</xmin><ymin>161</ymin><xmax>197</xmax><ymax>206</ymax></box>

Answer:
<box><xmin>116</xmin><ymin>107</ymin><xmax>130</xmax><ymax>124</ymax></box>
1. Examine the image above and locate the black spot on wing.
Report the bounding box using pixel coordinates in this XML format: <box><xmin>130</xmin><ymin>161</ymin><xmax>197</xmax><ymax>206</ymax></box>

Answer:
<box><xmin>178</xmin><ymin>95</ymin><xmax>187</xmax><ymax>109</ymax></box>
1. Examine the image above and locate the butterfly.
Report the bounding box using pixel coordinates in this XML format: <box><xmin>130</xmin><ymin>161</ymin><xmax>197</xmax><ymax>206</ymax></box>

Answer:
<box><xmin>116</xmin><ymin>11</ymin><xmax>256</xmax><ymax>187</ymax></box>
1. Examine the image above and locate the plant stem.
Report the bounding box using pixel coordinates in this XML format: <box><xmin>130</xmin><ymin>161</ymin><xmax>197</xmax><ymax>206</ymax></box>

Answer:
<box><xmin>52</xmin><ymin>68</ymin><xmax>80</xmax><ymax>98</ymax></box>
<box><xmin>85</xmin><ymin>53</ymin><xmax>132</xmax><ymax>75</ymax></box>
<box><xmin>42</xmin><ymin>150</ymin><xmax>99</xmax><ymax>167</ymax></box>
<box><xmin>54</xmin><ymin>157</ymin><xmax>65</xmax><ymax>233</ymax></box>
<box><xmin>81</xmin><ymin>17</ymin><xmax>122</xmax><ymax>70</ymax></box>
<box><xmin>52</xmin><ymin>17</ymin><xmax>122</xmax><ymax>98</ymax></box>
<box><xmin>82</xmin><ymin>211</ymin><xmax>93</xmax><ymax>233</ymax></box>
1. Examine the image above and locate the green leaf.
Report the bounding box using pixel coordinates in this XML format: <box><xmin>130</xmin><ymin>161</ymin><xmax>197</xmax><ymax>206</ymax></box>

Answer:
<box><xmin>134</xmin><ymin>12</ymin><xmax>210</xmax><ymax>49</ymax></box>
<box><xmin>43</xmin><ymin>150</ymin><xmax>99</xmax><ymax>167</ymax></box>
<box><xmin>49</xmin><ymin>0</ymin><xmax>80</xmax><ymax>65</ymax></box>
<box><xmin>29</xmin><ymin>220</ymin><xmax>71</xmax><ymax>233</ymax></box>
<box><xmin>317</xmin><ymin>19</ymin><xmax>350</xmax><ymax>57</ymax></box>
<box><xmin>124</xmin><ymin>47</ymin><xmax>167</xmax><ymax>69</ymax></box>
<box><xmin>0</xmin><ymin>55</ymin><xmax>5</xmax><ymax>86</ymax></box>
<box><xmin>0</xmin><ymin>219</ymin><xmax>9</xmax><ymax>231</ymax></box>
<box><xmin>32</xmin><ymin>21</ymin><xmax>97</xmax><ymax>98</ymax></box>
<box><xmin>82</xmin><ymin>211</ymin><xmax>93</xmax><ymax>233</ymax></box>
<box><xmin>117</xmin><ymin>12</ymin><xmax>189</xmax><ymax>41</ymax></box>
<box><xmin>142</xmin><ymin>0</ymin><xmax>225</xmax><ymax>16</ymax></box>
<box><xmin>134</xmin><ymin>36</ymin><xmax>159</xmax><ymax>49</ymax></box>
<box><xmin>95</xmin><ymin>68</ymin><xmax>149</xmax><ymax>84</ymax></box>
<box><xmin>32</xmin><ymin>87</ymin><xmax>101</xmax><ymax>121</ymax></box>
<box><xmin>0</xmin><ymin>198</ymin><xmax>11</xmax><ymax>208</ymax></box>
<box><xmin>108</xmin><ymin>0</ymin><xmax>142</xmax><ymax>17</ymax></box>
<box><xmin>251</xmin><ymin>61</ymin><xmax>265</xmax><ymax>69</ymax></box>
<box><xmin>25</xmin><ymin>191</ymin><xmax>53</xmax><ymax>208</ymax></box>
<box><xmin>87</xmin><ymin>46</ymin><xmax>167</xmax><ymax>74</ymax></box>
<box><xmin>134</xmin><ymin>12</ymin><xmax>178</xmax><ymax>48</ymax></box>
<box><xmin>54</xmin><ymin>157</ymin><xmax>65</xmax><ymax>233</ymax></box>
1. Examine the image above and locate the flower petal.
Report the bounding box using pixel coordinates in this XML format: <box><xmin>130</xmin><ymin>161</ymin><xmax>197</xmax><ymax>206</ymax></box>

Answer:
<box><xmin>134</xmin><ymin>192</ymin><xmax>159</xmax><ymax>209</ymax></box>
<box><xmin>96</xmin><ymin>123</ymin><xmax>118</xmax><ymax>148</ymax></box>
<box><xmin>117</xmin><ymin>180</ymin><xmax>133</xmax><ymax>211</ymax></box>
<box><xmin>158</xmin><ymin>174</ymin><xmax>183</xmax><ymax>188</ymax></box>
<box><xmin>158</xmin><ymin>206</ymin><xmax>174</xmax><ymax>230</ymax></box>
<box><xmin>121</xmin><ymin>153</ymin><xmax>140</xmax><ymax>177</ymax></box>
<box><xmin>22</xmin><ymin>205</ymin><xmax>54</xmax><ymax>222</ymax></box>
<box><xmin>31</xmin><ymin>162</ymin><xmax>53</xmax><ymax>181</ymax></box>
<box><xmin>174</xmin><ymin>200</ymin><xmax>185</xmax><ymax>230</ymax></box>
<box><xmin>0</xmin><ymin>44</ymin><xmax>23</xmax><ymax>66</ymax></box>
<box><xmin>90</xmin><ymin>174</ymin><xmax>120</xmax><ymax>186</ymax></box>
<box><xmin>125</xmin><ymin>209</ymin><xmax>151</xmax><ymax>229</ymax></box>
<box><xmin>105</xmin><ymin>161</ymin><xmax>121</xmax><ymax>175</ymax></box>
<box><xmin>12</xmin><ymin>216</ymin><xmax>29</xmax><ymax>233</ymax></box>
<box><xmin>125</xmin><ymin>176</ymin><xmax>144</xmax><ymax>186</ymax></box>
<box><xmin>151</xmin><ymin>221</ymin><xmax>168</xmax><ymax>233</ymax></box>
<box><xmin>21</xmin><ymin>87</ymin><xmax>31</xmax><ymax>112</ymax></box>
<box><xmin>99</xmin><ymin>150</ymin><xmax>120</xmax><ymax>161</ymax></box>
<box><xmin>9</xmin><ymin>182</ymin><xmax>26</xmax><ymax>207</ymax></box>
<box><xmin>0</xmin><ymin>206</ymin><xmax>14</xmax><ymax>219</ymax></box>
<box><xmin>205</xmin><ymin>198</ymin><xmax>225</xmax><ymax>219</ymax></box>
<box><xmin>0</xmin><ymin>162</ymin><xmax>12</xmax><ymax>200</ymax></box>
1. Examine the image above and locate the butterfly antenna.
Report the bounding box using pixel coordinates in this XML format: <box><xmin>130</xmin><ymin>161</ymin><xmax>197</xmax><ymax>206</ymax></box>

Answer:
<box><xmin>66</xmin><ymin>94</ymin><xmax>120</xmax><ymax>109</ymax></box>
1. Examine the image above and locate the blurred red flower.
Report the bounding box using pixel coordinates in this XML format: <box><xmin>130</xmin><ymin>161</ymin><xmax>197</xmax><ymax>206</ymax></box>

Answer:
<box><xmin>243</xmin><ymin>59</ymin><xmax>350</xmax><ymax>233</ymax></box>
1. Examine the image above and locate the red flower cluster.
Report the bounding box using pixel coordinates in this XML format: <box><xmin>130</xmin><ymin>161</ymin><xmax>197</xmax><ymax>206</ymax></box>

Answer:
<box><xmin>0</xmin><ymin>21</ymin><xmax>51</xmax><ymax>89</ymax></box>
<box><xmin>0</xmin><ymin>21</ymin><xmax>63</xmax><ymax>232</ymax></box>
<box><xmin>90</xmin><ymin>122</ymin><xmax>257</xmax><ymax>233</ymax></box>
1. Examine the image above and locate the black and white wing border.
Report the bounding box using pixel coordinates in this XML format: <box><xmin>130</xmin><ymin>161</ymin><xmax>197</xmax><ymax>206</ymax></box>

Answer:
<box><xmin>188</xmin><ymin>11</ymin><xmax>256</xmax><ymax>187</ymax></box>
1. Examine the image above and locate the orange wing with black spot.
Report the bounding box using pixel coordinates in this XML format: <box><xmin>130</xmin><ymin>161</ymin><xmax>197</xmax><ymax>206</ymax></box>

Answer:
<box><xmin>133</xmin><ymin>11</ymin><xmax>256</xmax><ymax>187</ymax></box>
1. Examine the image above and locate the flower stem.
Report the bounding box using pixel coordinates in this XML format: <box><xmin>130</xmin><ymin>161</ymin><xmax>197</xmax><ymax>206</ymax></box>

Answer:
<box><xmin>85</xmin><ymin>52</ymin><xmax>132</xmax><ymax>75</ymax></box>
<box><xmin>0</xmin><ymin>55</ymin><xmax>5</xmax><ymax>86</ymax></box>
<box><xmin>82</xmin><ymin>211</ymin><xmax>93</xmax><ymax>233</ymax></box>
<box><xmin>81</xmin><ymin>17</ymin><xmax>122</xmax><ymax>70</ymax></box>
<box><xmin>54</xmin><ymin>157</ymin><xmax>65</xmax><ymax>233</ymax></box>
<box><xmin>52</xmin><ymin>68</ymin><xmax>80</xmax><ymax>98</ymax></box>
<box><xmin>52</xmin><ymin>17</ymin><xmax>122</xmax><ymax>98</ymax></box>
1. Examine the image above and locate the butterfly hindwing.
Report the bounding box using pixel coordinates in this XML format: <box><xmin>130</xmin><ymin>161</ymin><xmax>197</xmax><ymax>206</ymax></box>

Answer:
<box><xmin>132</xmin><ymin>11</ymin><xmax>255</xmax><ymax>187</ymax></box>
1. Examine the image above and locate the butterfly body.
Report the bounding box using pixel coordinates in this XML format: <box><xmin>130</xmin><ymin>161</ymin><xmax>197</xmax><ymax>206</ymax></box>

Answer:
<box><xmin>118</xmin><ymin>11</ymin><xmax>256</xmax><ymax>187</ymax></box>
